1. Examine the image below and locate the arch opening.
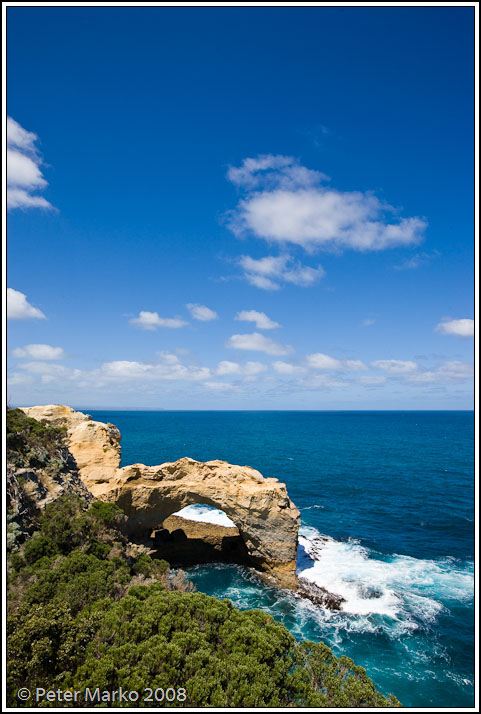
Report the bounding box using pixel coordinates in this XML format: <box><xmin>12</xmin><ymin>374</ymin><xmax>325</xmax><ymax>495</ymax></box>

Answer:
<box><xmin>150</xmin><ymin>501</ymin><xmax>250</xmax><ymax>567</ymax></box>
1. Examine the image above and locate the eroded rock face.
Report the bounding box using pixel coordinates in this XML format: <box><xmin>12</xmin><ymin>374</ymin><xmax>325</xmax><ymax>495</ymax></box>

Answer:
<box><xmin>20</xmin><ymin>406</ymin><xmax>300</xmax><ymax>585</ymax></box>
<box><xmin>21</xmin><ymin>405</ymin><xmax>121</xmax><ymax>487</ymax></box>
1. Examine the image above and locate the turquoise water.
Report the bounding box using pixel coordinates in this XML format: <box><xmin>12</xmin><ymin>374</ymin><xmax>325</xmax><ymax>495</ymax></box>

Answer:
<box><xmin>90</xmin><ymin>410</ymin><xmax>474</xmax><ymax>707</ymax></box>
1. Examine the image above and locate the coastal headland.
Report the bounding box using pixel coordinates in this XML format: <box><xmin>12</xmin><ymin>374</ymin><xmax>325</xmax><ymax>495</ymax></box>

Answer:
<box><xmin>20</xmin><ymin>405</ymin><xmax>301</xmax><ymax>589</ymax></box>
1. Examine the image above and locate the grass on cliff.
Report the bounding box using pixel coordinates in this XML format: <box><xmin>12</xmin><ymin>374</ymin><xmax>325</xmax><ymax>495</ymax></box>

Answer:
<box><xmin>6</xmin><ymin>412</ymin><xmax>401</xmax><ymax>708</ymax></box>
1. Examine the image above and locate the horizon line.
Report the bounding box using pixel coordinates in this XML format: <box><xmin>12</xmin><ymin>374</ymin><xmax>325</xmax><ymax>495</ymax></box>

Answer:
<box><xmin>13</xmin><ymin>405</ymin><xmax>475</xmax><ymax>413</ymax></box>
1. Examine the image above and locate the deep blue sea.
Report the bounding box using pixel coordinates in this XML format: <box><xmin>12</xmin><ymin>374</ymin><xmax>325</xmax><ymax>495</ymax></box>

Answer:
<box><xmin>90</xmin><ymin>410</ymin><xmax>475</xmax><ymax>708</ymax></box>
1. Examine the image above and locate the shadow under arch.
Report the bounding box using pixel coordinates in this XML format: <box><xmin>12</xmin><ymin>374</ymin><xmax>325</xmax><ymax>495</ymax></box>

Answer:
<box><xmin>150</xmin><ymin>502</ymin><xmax>251</xmax><ymax>567</ymax></box>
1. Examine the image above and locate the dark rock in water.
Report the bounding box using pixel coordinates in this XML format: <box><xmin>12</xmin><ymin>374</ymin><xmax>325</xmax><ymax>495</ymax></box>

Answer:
<box><xmin>357</xmin><ymin>584</ymin><xmax>383</xmax><ymax>599</ymax></box>
<box><xmin>297</xmin><ymin>580</ymin><xmax>345</xmax><ymax>611</ymax></box>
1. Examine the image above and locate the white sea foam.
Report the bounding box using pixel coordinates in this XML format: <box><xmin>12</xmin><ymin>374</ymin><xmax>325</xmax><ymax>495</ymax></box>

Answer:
<box><xmin>297</xmin><ymin>526</ymin><xmax>474</xmax><ymax>626</ymax></box>
<box><xmin>173</xmin><ymin>503</ymin><xmax>236</xmax><ymax>528</ymax></box>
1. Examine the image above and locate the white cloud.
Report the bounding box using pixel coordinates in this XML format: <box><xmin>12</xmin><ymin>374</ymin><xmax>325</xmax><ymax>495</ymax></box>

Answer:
<box><xmin>157</xmin><ymin>351</ymin><xmax>181</xmax><ymax>364</ymax></box>
<box><xmin>239</xmin><ymin>254</ymin><xmax>325</xmax><ymax>290</ymax></box>
<box><xmin>216</xmin><ymin>360</ymin><xmax>267</xmax><ymax>376</ymax></box>
<box><xmin>99</xmin><ymin>360</ymin><xmax>210</xmax><ymax>381</ymax></box>
<box><xmin>18</xmin><ymin>362</ymin><xmax>83</xmax><ymax>385</ymax></box>
<box><xmin>435</xmin><ymin>318</ymin><xmax>474</xmax><ymax>338</ymax></box>
<box><xmin>406</xmin><ymin>361</ymin><xmax>473</xmax><ymax>383</ymax></box>
<box><xmin>235</xmin><ymin>310</ymin><xmax>280</xmax><ymax>329</ymax></box>
<box><xmin>306</xmin><ymin>353</ymin><xmax>342</xmax><ymax>370</ymax></box>
<box><xmin>7</xmin><ymin>188</ymin><xmax>54</xmax><ymax>210</ymax></box>
<box><xmin>7</xmin><ymin>149</ymin><xmax>47</xmax><ymax>190</ymax></box>
<box><xmin>272</xmin><ymin>361</ymin><xmax>305</xmax><ymax>375</ymax></box>
<box><xmin>362</xmin><ymin>318</ymin><xmax>376</xmax><ymax>326</ymax></box>
<box><xmin>227</xmin><ymin>154</ymin><xmax>329</xmax><ymax>191</ymax></box>
<box><xmin>226</xmin><ymin>332</ymin><xmax>293</xmax><ymax>356</ymax></box>
<box><xmin>7</xmin><ymin>117</ymin><xmax>54</xmax><ymax>210</ymax></box>
<box><xmin>12</xmin><ymin>344</ymin><xmax>65</xmax><ymax>360</ymax></box>
<box><xmin>18</xmin><ymin>356</ymin><xmax>213</xmax><ymax>385</ymax></box>
<box><xmin>371</xmin><ymin>359</ymin><xmax>418</xmax><ymax>373</ymax></box>
<box><xmin>215</xmin><ymin>360</ymin><xmax>241</xmax><ymax>375</ymax></box>
<box><xmin>186</xmin><ymin>303</ymin><xmax>219</xmax><ymax>321</ymax></box>
<box><xmin>7</xmin><ymin>116</ymin><xmax>38</xmax><ymax>151</ymax></box>
<box><xmin>129</xmin><ymin>311</ymin><xmax>188</xmax><ymax>330</ymax></box>
<box><xmin>7</xmin><ymin>288</ymin><xmax>46</xmax><ymax>320</ymax></box>
<box><xmin>306</xmin><ymin>353</ymin><xmax>367</xmax><ymax>371</ymax></box>
<box><xmin>344</xmin><ymin>360</ymin><xmax>368</xmax><ymax>371</ymax></box>
<box><xmin>227</xmin><ymin>154</ymin><xmax>426</xmax><ymax>252</ymax></box>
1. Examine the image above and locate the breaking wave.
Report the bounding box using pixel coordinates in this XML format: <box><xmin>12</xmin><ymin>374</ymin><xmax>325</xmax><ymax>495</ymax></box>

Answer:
<box><xmin>297</xmin><ymin>526</ymin><xmax>474</xmax><ymax>633</ymax></box>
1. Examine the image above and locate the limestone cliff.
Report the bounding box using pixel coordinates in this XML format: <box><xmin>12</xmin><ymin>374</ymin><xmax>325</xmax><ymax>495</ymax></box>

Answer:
<box><xmin>20</xmin><ymin>405</ymin><xmax>301</xmax><ymax>586</ymax></box>
<box><xmin>22</xmin><ymin>405</ymin><xmax>121</xmax><ymax>486</ymax></box>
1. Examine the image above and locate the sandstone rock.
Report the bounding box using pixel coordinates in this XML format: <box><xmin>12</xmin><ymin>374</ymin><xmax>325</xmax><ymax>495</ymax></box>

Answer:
<box><xmin>21</xmin><ymin>405</ymin><xmax>121</xmax><ymax>487</ymax></box>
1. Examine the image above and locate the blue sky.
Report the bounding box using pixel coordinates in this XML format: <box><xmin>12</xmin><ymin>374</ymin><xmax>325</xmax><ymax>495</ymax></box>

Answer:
<box><xmin>6</xmin><ymin>6</ymin><xmax>474</xmax><ymax>409</ymax></box>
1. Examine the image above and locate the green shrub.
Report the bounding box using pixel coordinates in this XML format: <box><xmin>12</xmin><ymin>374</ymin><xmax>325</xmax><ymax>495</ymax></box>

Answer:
<box><xmin>23</xmin><ymin>534</ymin><xmax>56</xmax><ymax>564</ymax></box>
<box><xmin>88</xmin><ymin>500</ymin><xmax>124</xmax><ymax>526</ymax></box>
<box><xmin>86</xmin><ymin>539</ymin><xmax>111</xmax><ymax>559</ymax></box>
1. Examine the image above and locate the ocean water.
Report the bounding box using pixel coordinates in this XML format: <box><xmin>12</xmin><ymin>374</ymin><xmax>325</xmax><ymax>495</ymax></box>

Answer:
<box><xmin>90</xmin><ymin>410</ymin><xmax>474</xmax><ymax>708</ymax></box>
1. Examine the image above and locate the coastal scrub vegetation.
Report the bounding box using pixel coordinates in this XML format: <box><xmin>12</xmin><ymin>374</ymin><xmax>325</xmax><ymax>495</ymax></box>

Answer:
<box><xmin>7</xmin><ymin>413</ymin><xmax>400</xmax><ymax>708</ymax></box>
<box><xmin>7</xmin><ymin>407</ymin><xmax>68</xmax><ymax>468</ymax></box>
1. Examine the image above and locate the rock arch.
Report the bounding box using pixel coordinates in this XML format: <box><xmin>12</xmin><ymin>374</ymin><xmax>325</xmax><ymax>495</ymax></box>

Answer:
<box><xmin>98</xmin><ymin>458</ymin><xmax>300</xmax><ymax>583</ymax></box>
<box><xmin>21</xmin><ymin>406</ymin><xmax>300</xmax><ymax>586</ymax></box>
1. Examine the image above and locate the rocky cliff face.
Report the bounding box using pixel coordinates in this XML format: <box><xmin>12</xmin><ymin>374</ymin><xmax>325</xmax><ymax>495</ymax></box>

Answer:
<box><xmin>7</xmin><ymin>408</ymin><xmax>92</xmax><ymax>550</ymax></box>
<box><xmin>19</xmin><ymin>405</ymin><xmax>301</xmax><ymax>587</ymax></box>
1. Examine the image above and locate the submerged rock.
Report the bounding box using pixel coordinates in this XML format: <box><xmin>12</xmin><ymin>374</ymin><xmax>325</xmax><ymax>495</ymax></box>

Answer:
<box><xmin>297</xmin><ymin>580</ymin><xmax>346</xmax><ymax>611</ymax></box>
